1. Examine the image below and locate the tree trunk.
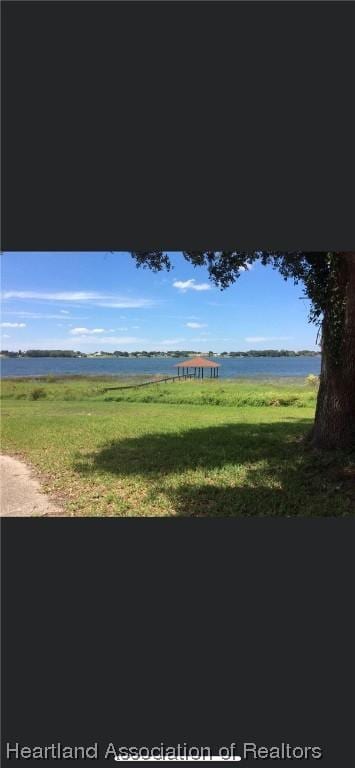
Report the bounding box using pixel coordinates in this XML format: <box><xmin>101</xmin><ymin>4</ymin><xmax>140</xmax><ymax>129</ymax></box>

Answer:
<box><xmin>310</xmin><ymin>254</ymin><xmax>355</xmax><ymax>450</ymax></box>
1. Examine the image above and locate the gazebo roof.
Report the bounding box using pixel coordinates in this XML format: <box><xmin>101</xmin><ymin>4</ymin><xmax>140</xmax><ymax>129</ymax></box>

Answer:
<box><xmin>174</xmin><ymin>356</ymin><xmax>220</xmax><ymax>368</ymax></box>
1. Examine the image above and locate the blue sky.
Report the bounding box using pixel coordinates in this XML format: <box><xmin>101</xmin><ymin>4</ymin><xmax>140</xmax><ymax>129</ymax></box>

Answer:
<box><xmin>1</xmin><ymin>252</ymin><xmax>320</xmax><ymax>352</ymax></box>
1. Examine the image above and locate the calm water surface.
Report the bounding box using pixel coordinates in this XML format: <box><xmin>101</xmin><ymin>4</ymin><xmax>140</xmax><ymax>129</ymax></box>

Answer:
<box><xmin>0</xmin><ymin>356</ymin><xmax>321</xmax><ymax>379</ymax></box>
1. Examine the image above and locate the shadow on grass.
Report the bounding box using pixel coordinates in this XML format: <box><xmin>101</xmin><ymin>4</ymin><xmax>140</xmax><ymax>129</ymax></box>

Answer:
<box><xmin>73</xmin><ymin>418</ymin><xmax>354</xmax><ymax>516</ymax></box>
<box><xmin>74</xmin><ymin>419</ymin><xmax>311</xmax><ymax>476</ymax></box>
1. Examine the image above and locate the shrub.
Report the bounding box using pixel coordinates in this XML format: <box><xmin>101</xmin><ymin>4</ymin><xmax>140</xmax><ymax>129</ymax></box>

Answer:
<box><xmin>29</xmin><ymin>387</ymin><xmax>47</xmax><ymax>400</ymax></box>
<box><xmin>306</xmin><ymin>374</ymin><xmax>319</xmax><ymax>387</ymax></box>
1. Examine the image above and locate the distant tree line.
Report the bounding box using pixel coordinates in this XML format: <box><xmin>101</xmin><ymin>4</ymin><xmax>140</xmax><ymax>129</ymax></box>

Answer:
<box><xmin>220</xmin><ymin>349</ymin><xmax>320</xmax><ymax>358</ymax></box>
<box><xmin>0</xmin><ymin>350</ymin><xmax>81</xmax><ymax>358</ymax></box>
<box><xmin>1</xmin><ymin>348</ymin><xmax>320</xmax><ymax>358</ymax></box>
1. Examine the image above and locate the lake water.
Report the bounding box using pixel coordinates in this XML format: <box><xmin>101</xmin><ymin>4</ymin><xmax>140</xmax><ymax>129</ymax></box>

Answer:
<box><xmin>0</xmin><ymin>356</ymin><xmax>322</xmax><ymax>379</ymax></box>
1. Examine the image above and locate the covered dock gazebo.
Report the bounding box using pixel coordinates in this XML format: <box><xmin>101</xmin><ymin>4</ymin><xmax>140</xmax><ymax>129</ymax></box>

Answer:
<box><xmin>174</xmin><ymin>356</ymin><xmax>220</xmax><ymax>379</ymax></box>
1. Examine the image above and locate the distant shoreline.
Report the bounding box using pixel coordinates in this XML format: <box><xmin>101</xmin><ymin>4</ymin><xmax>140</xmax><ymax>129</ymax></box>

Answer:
<box><xmin>0</xmin><ymin>351</ymin><xmax>321</xmax><ymax>359</ymax></box>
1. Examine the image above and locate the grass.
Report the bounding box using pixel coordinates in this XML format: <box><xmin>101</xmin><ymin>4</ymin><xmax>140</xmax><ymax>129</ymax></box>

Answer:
<box><xmin>1</xmin><ymin>375</ymin><xmax>318</xmax><ymax>407</ymax></box>
<box><xmin>1</xmin><ymin>376</ymin><xmax>353</xmax><ymax>517</ymax></box>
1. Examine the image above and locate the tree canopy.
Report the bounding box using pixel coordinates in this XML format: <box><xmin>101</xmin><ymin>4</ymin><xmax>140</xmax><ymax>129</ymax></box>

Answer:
<box><xmin>132</xmin><ymin>252</ymin><xmax>333</xmax><ymax>312</ymax></box>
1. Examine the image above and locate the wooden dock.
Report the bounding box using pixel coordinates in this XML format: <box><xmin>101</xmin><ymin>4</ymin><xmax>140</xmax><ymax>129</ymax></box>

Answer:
<box><xmin>103</xmin><ymin>373</ymin><xmax>196</xmax><ymax>392</ymax></box>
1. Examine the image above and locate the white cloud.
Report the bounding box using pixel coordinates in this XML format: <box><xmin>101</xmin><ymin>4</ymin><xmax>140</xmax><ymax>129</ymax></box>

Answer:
<box><xmin>97</xmin><ymin>300</ymin><xmax>156</xmax><ymax>309</ymax></box>
<box><xmin>73</xmin><ymin>336</ymin><xmax>144</xmax><ymax>345</ymax></box>
<box><xmin>159</xmin><ymin>338</ymin><xmax>185</xmax><ymax>346</ymax></box>
<box><xmin>245</xmin><ymin>336</ymin><xmax>292</xmax><ymax>343</ymax></box>
<box><xmin>173</xmin><ymin>279</ymin><xmax>211</xmax><ymax>293</ymax></box>
<box><xmin>185</xmin><ymin>322</ymin><xmax>207</xmax><ymax>329</ymax></box>
<box><xmin>70</xmin><ymin>327</ymin><xmax>106</xmax><ymax>336</ymax></box>
<box><xmin>2</xmin><ymin>334</ymin><xmax>10</xmax><ymax>339</ymax></box>
<box><xmin>60</xmin><ymin>310</ymin><xmax>70</xmax><ymax>314</ymax></box>
<box><xmin>238</xmin><ymin>261</ymin><xmax>255</xmax><ymax>273</ymax></box>
<box><xmin>2</xmin><ymin>291</ymin><xmax>157</xmax><ymax>309</ymax></box>
<box><xmin>1</xmin><ymin>311</ymin><xmax>87</xmax><ymax>320</ymax></box>
<box><xmin>0</xmin><ymin>322</ymin><xmax>26</xmax><ymax>328</ymax></box>
<box><xmin>2</xmin><ymin>335</ymin><xmax>145</xmax><ymax>351</ymax></box>
<box><xmin>3</xmin><ymin>291</ymin><xmax>102</xmax><ymax>301</ymax></box>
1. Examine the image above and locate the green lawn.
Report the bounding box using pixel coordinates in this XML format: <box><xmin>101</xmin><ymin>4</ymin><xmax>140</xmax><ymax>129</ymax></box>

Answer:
<box><xmin>1</xmin><ymin>377</ymin><xmax>354</xmax><ymax>516</ymax></box>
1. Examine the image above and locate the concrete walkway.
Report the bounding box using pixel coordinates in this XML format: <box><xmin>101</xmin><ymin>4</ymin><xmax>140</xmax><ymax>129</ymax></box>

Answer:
<box><xmin>0</xmin><ymin>454</ymin><xmax>63</xmax><ymax>517</ymax></box>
